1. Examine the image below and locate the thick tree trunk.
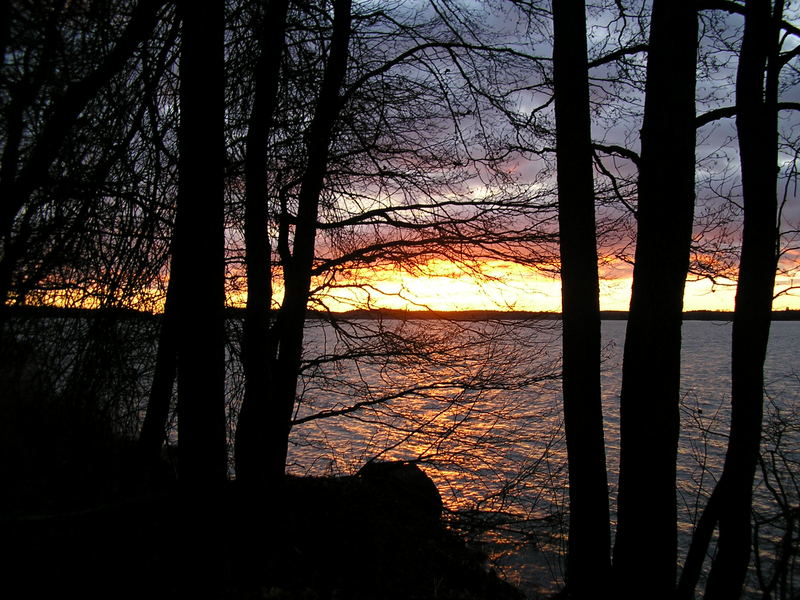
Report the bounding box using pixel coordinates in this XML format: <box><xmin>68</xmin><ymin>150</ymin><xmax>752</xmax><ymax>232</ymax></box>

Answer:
<box><xmin>268</xmin><ymin>0</ymin><xmax>352</xmax><ymax>481</ymax></box>
<box><xmin>174</xmin><ymin>0</ymin><xmax>227</xmax><ymax>489</ymax></box>
<box><xmin>552</xmin><ymin>1</ymin><xmax>611</xmax><ymax>596</ymax></box>
<box><xmin>704</xmin><ymin>1</ymin><xmax>779</xmax><ymax>597</ymax></box>
<box><xmin>234</xmin><ymin>0</ymin><xmax>290</xmax><ymax>487</ymax></box>
<box><xmin>173</xmin><ymin>0</ymin><xmax>227</xmax><ymax>592</ymax></box>
<box><xmin>613</xmin><ymin>2</ymin><xmax>697</xmax><ymax>598</ymax></box>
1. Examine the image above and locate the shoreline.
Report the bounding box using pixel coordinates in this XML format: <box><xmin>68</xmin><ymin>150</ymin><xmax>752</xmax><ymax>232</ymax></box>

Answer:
<box><xmin>7</xmin><ymin>304</ymin><xmax>800</xmax><ymax>322</ymax></box>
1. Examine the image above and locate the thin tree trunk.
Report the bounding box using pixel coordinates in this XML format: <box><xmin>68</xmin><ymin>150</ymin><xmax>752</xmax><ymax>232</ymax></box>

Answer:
<box><xmin>234</xmin><ymin>0</ymin><xmax>290</xmax><ymax>487</ymax></box>
<box><xmin>232</xmin><ymin>2</ymin><xmax>291</xmax><ymax>590</ymax></box>
<box><xmin>268</xmin><ymin>0</ymin><xmax>352</xmax><ymax>482</ymax></box>
<box><xmin>676</xmin><ymin>483</ymin><xmax>723</xmax><ymax>599</ymax></box>
<box><xmin>704</xmin><ymin>1</ymin><xmax>779</xmax><ymax>597</ymax></box>
<box><xmin>138</xmin><ymin>270</ymin><xmax>178</xmax><ymax>466</ymax></box>
<box><xmin>613</xmin><ymin>2</ymin><xmax>697</xmax><ymax>598</ymax></box>
<box><xmin>552</xmin><ymin>1</ymin><xmax>611</xmax><ymax>596</ymax></box>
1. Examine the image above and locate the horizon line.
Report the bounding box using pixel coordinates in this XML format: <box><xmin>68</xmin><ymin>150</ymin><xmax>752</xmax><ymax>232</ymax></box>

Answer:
<box><xmin>9</xmin><ymin>304</ymin><xmax>800</xmax><ymax>321</ymax></box>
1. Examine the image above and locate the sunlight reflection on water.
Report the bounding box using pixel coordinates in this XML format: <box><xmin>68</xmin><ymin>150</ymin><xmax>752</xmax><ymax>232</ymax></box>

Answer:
<box><xmin>285</xmin><ymin>319</ymin><xmax>800</xmax><ymax>598</ymax></box>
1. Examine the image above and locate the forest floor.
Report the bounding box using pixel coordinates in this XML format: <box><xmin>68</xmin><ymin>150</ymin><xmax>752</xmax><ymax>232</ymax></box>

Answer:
<box><xmin>1</xmin><ymin>327</ymin><xmax>529</xmax><ymax>600</ymax></box>
<box><xmin>3</xmin><ymin>441</ymin><xmax>526</xmax><ymax>600</ymax></box>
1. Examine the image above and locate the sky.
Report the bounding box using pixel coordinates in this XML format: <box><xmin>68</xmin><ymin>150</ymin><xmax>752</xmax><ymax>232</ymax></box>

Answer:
<box><xmin>223</xmin><ymin>2</ymin><xmax>799</xmax><ymax>316</ymax></box>
<box><xmin>287</xmin><ymin>2</ymin><xmax>799</xmax><ymax>315</ymax></box>
<box><xmin>308</xmin><ymin>258</ymin><xmax>800</xmax><ymax>313</ymax></box>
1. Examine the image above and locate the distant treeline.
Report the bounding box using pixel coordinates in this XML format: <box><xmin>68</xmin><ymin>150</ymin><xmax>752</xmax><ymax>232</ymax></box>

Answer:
<box><xmin>9</xmin><ymin>305</ymin><xmax>800</xmax><ymax>322</ymax></box>
<box><xmin>332</xmin><ymin>308</ymin><xmax>800</xmax><ymax>321</ymax></box>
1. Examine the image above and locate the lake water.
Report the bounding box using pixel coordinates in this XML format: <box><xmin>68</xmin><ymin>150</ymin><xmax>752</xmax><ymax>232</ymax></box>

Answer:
<box><xmin>287</xmin><ymin>319</ymin><xmax>800</xmax><ymax>598</ymax></box>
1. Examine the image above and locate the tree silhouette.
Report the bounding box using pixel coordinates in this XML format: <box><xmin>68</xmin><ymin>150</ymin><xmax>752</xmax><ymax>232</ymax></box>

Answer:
<box><xmin>0</xmin><ymin>0</ymin><xmax>164</xmax><ymax>323</ymax></box>
<box><xmin>677</xmin><ymin>1</ymin><xmax>785</xmax><ymax>597</ymax></box>
<box><xmin>613</xmin><ymin>2</ymin><xmax>698</xmax><ymax>597</ymax></box>
<box><xmin>234</xmin><ymin>0</ymin><xmax>290</xmax><ymax>488</ymax></box>
<box><xmin>705</xmin><ymin>2</ymin><xmax>780</xmax><ymax>593</ymax></box>
<box><xmin>552</xmin><ymin>1</ymin><xmax>611</xmax><ymax>596</ymax></box>
<box><xmin>3</xmin><ymin>1</ymin><xmax>800</xmax><ymax>598</ymax></box>
<box><xmin>172</xmin><ymin>0</ymin><xmax>227</xmax><ymax>592</ymax></box>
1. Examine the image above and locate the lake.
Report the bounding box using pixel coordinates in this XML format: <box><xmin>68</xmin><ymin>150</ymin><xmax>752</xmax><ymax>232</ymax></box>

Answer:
<box><xmin>287</xmin><ymin>319</ymin><xmax>800</xmax><ymax>598</ymax></box>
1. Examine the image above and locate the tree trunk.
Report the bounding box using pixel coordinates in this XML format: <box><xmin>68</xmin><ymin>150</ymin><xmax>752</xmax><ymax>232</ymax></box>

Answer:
<box><xmin>232</xmin><ymin>1</ymin><xmax>291</xmax><ymax>590</ymax></box>
<box><xmin>268</xmin><ymin>0</ymin><xmax>352</xmax><ymax>482</ymax></box>
<box><xmin>704</xmin><ymin>1</ymin><xmax>779</xmax><ymax>597</ymax></box>
<box><xmin>676</xmin><ymin>482</ymin><xmax>723</xmax><ymax>599</ymax></box>
<box><xmin>173</xmin><ymin>0</ymin><xmax>227</xmax><ymax>592</ymax></box>
<box><xmin>613</xmin><ymin>2</ymin><xmax>697</xmax><ymax>597</ymax></box>
<box><xmin>552</xmin><ymin>1</ymin><xmax>611</xmax><ymax>596</ymax></box>
<box><xmin>174</xmin><ymin>0</ymin><xmax>227</xmax><ymax>489</ymax></box>
<box><xmin>234</xmin><ymin>0</ymin><xmax>290</xmax><ymax>487</ymax></box>
<box><xmin>138</xmin><ymin>269</ymin><xmax>178</xmax><ymax>466</ymax></box>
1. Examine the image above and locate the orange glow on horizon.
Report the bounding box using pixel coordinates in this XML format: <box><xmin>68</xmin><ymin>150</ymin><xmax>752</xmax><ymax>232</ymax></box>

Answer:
<box><xmin>21</xmin><ymin>257</ymin><xmax>800</xmax><ymax>313</ymax></box>
<box><xmin>318</xmin><ymin>260</ymin><xmax>564</xmax><ymax>312</ymax></box>
<box><xmin>306</xmin><ymin>258</ymin><xmax>800</xmax><ymax>313</ymax></box>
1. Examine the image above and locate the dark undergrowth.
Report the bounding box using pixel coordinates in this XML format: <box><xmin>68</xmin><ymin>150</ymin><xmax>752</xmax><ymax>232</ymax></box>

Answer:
<box><xmin>1</xmin><ymin>331</ymin><xmax>523</xmax><ymax>600</ymax></box>
<box><xmin>4</xmin><ymin>450</ymin><xmax>523</xmax><ymax>600</ymax></box>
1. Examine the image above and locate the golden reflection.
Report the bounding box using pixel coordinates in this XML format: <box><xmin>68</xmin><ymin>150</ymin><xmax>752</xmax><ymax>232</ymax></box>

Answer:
<box><xmin>289</xmin><ymin>318</ymin><xmax>568</xmax><ymax>515</ymax></box>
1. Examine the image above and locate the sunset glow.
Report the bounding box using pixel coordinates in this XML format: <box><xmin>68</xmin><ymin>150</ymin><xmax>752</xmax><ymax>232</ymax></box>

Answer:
<box><xmin>303</xmin><ymin>258</ymin><xmax>800</xmax><ymax>313</ymax></box>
